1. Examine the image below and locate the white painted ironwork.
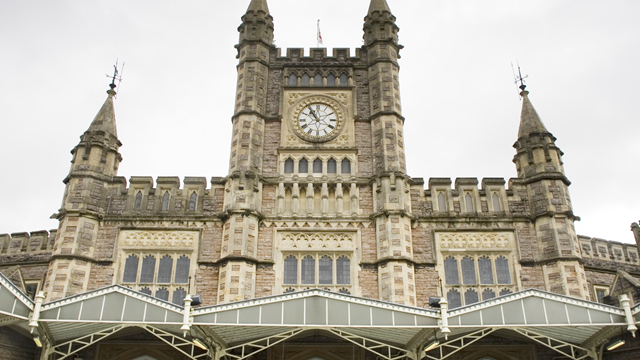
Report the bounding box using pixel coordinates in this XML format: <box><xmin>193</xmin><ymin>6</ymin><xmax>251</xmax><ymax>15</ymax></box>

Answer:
<box><xmin>29</xmin><ymin>291</ymin><xmax>45</xmax><ymax>330</ymax></box>
<box><xmin>327</xmin><ymin>328</ymin><xmax>409</xmax><ymax>360</ymax></box>
<box><xmin>48</xmin><ymin>324</ymin><xmax>127</xmax><ymax>360</ymax></box>
<box><xmin>510</xmin><ymin>328</ymin><xmax>592</xmax><ymax>360</ymax></box>
<box><xmin>619</xmin><ymin>294</ymin><xmax>638</xmax><ymax>336</ymax></box>
<box><xmin>142</xmin><ymin>325</ymin><xmax>209</xmax><ymax>359</ymax></box>
<box><xmin>218</xmin><ymin>328</ymin><xmax>304</xmax><ymax>360</ymax></box>
<box><xmin>423</xmin><ymin>328</ymin><xmax>497</xmax><ymax>360</ymax></box>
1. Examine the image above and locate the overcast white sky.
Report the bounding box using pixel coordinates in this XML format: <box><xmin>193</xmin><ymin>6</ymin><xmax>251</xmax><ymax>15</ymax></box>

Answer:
<box><xmin>0</xmin><ymin>0</ymin><xmax>638</xmax><ymax>243</ymax></box>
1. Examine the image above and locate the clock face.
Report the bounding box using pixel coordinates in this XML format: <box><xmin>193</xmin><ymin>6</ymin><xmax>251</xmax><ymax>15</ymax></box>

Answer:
<box><xmin>298</xmin><ymin>103</ymin><xmax>338</xmax><ymax>138</ymax></box>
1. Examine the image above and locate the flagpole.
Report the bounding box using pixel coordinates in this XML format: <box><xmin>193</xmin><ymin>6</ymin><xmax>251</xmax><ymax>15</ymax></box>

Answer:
<box><xmin>317</xmin><ymin>20</ymin><xmax>320</xmax><ymax>48</ymax></box>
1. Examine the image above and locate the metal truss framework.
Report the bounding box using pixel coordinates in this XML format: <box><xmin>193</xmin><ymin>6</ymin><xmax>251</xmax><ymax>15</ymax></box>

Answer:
<box><xmin>423</xmin><ymin>328</ymin><xmax>497</xmax><ymax>360</ymax></box>
<box><xmin>510</xmin><ymin>328</ymin><xmax>593</xmax><ymax>360</ymax></box>
<box><xmin>216</xmin><ymin>328</ymin><xmax>305</xmax><ymax>360</ymax></box>
<box><xmin>41</xmin><ymin>324</ymin><xmax>207</xmax><ymax>360</ymax></box>
<box><xmin>327</xmin><ymin>329</ymin><xmax>409</xmax><ymax>360</ymax></box>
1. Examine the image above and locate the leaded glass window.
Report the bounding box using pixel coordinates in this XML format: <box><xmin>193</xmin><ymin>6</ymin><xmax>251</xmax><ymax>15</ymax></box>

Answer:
<box><xmin>492</xmin><ymin>193</ymin><xmax>501</xmax><ymax>211</ymax></box>
<box><xmin>134</xmin><ymin>191</ymin><xmax>143</xmax><ymax>211</ymax></box>
<box><xmin>301</xmin><ymin>256</ymin><xmax>315</xmax><ymax>284</ymax></box>
<box><xmin>172</xmin><ymin>288</ymin><xmax>187</xmax><ymax>305</ymax></box>
<box><xmin>448</xmin><ymin>289</ymin><xmax>461</xmax><ymax>309</ymax></box>
<box><xmin>496</xmin><ymin>256</ymin><xmax>510</xmax><ymax>284</ymax></box>
<box><xmin>340</xmin><ymin>73</ymin><xmax>348</xmax><ymax>86</ymax></box>
<box><xmin>301</xmin><ymin>73</ymin><xmax>310</xmax><ymax>86</ymax></box>
<box><xmin>438</xmin><ymin>193</ymin><xmax>447</xmax><ymax>211</ymax></box>
<box><xmin>465</xmin><ymin>289</ymin><xmax>479</xmax><ymax>305</ymax></box>
<box><xmin>314</xmin><ymin>73</ymin><xmax>323</xmax><ymax>86</ymax></box>
<box><xmin>284</xmin><ymin>158</ymin><xmax>294</xmax><ymax>173</ymax></box>
<box><xmin>288</xmin><ymin>74</ymin><xmax>297</xmax><ymax>86</ymax></box>
<box><xmin>327</xmin><ymin>73</ymin><xmax>336</xmax><ymax>86</ymax></box>
<box><xmin>461</xmin><ymin>257</ymin><xmax>476</xmax><ymax>285</ymax></box>
<box><xmin>499</xmin><ymin>289</ymin><xmax>512</xmax><ymax>297</ymax></box>
<box><xmin>158</xmin><ymin>255</ymin><xmax>173</xmax><ymax>283</ymax></box>
<box><xmin>465</xmin><ymin>193</ymin><xmax>474</xmax><ymax>212</ymax></box>
<box><xmin>327</xmin><ymin>158</ymin><xmax>337</xmax><ymax>173</ymax></box>
<box><xmin>444</xmin><ymin>257</ymin><xmax>459</xmax><ymax>285</ymax></box>
<box><xmin>123</xmin><ymin>255</ymin><xmax>139</xmax><ymax>283</ymax></box>
<box><xmin>319</xmin><ymin>256</ymin><xmax>332</xmax><ymax>285</ymax></box>
<box><xmin>156</xmin><ymin>288</ymin><xmax>169</xmax><ymax>302</ymax></box>
<box><xmin>478</xmin><ymin>256</ymin><xmax>494</xmax><ymax>285</ymax></box>
<box><xmin>189</xmin><ymin>192</ymin><xmax>197</xmax><ymax>211</ymax></box>
<box><xmin>341</xmin><ymin>159</ymin><xmax>351</xmax><ymax>174</ymax></box>
<box><xmin>482</xmin><ymin>289</ymin><xmax>496</xmax><ymax>301</ymax></box>
<box><xmin>175</xmin><ymin>256</ymin><xmax>190</xmax><ymax>284</ymax></box>
<box><xmin>140</xmin><ymin>287</ymin><xmax>152</xmax><ymax>296</ymax></box>
<box><xmin>140</xmin><ymin>255</ymin><xmax>156</xmax><ymax>283</ymax></box>
<box><xmin>284</xmin><ymin>256</ymin><xmax>297</xmax><ymax>284</ymax></box>
<box><xmin>162</xmin><ymin>191</ymin><xmax>170</xmax><ymax>211</ymax></box>
<box><xmin>313</xmin><ymin>158</ymin><xmax>322</xmax><ymax>173</ymax></box>
<box><xmin>337</xmin><ymin>257</ymin><xmax>350</xmax><ymax>285</ymax></box>
<box><xmin>299</xmin><ymin>158</ymin><xmax>308</xmax><ymax>173</ymax></box>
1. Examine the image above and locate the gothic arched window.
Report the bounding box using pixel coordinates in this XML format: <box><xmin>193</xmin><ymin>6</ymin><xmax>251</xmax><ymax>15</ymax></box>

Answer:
<box><xmin>284</xmin><ymin>256</ymin><xmax>298</xmax><ymax>284</ymax></box>
<box><xmin>465</xmin><ymin>193</ymin><xmax>474</xmax><ymax>212</ymax></box>
<box><xmin>175</xmin><ymin>256</ymin><xmax>190</xmax><ymax>284</ymax></box>
<box><xmin>288</xmin><ymin>73</ymin><xmax>297</xmax><ymax>86</ymax></box>
<box><xmin>340</xmin><ymin>73</ymin><xmax>349</xmax><ymax>86</ymax></box>
<box><xmin>284</xmin><ymin>158</ymin><xmax>294</xmax><ymax>173</ymax></box>
<box><xmin>447</xmin><ymin>289</ymin><xmax>461</xmax><ymax>309</ymax></box>
<box><xmin>155</xmin><ymin>288</ymin><xmax>169</xmax><ymax>302</ymax></box>
<box><xmin>162</xmin><ymin>191</ymin><xmax>170</xmax><ymax>211</ymax></box>
<box><xmin>461</xmin><ymin>257</ymin><xmax>476</xmax><ymax>285</ymax></box>
<box><xmin>313</xmin><ymin>158</ymin><xmax>323</xmax><ymax>173</ymax></box>
<box><xmin>314</xmin><ymin>73</ymin><xmax>323</xmax><ymax>86</ymax></box>
<box><xmin>301</xmin><ymin>256</ymin><xmax>315</xmax><ymax>284</ymax></box>
<box><xmin>140</xmin><ymin>255</ymin><xmax>156</xmax><ymax>283</ymax></box>
<box><xmin>327</xmin><ymin>73</ymin><xmax>336</xmax><ymax>86</ymax></box>
<box><xmin>172</xmin><ymin>288</ymin><xmax>187</xmax><ymax>305</ymax></box>
<box><xmin>492</xmin><ymin>193</ymin><xmax>501</xmax><ymax>211</ymax></box>
<box><xmin>496</xmin><ymin>256</ymin><xmax>511</xmax><ymax>284</ymax></box>
<box><xmin>337</xmin><ymin>256</ymin><xmax>350</xmax><ymax>284</ymax></box>
<box><xmin>319</xmin><ymin>256</ymin><xmax>332</xmax><ymax>284</ymax></box>
<box><xmin>327</xmin><ymin>158</ymin><xmax>337</xmax><ymax>173</ymax></box>
<box><xmin>134</xmin><ymin>191</ymin><xmax>143</xmax><ymax>211</ymax></box>
<box><xmin>465</xmin><ymin>289</ymin><xmax>479</xmax><ymax>305</ymax></box>
<box><xmin>444</xmin><ymin>257</ymin><xmax>459</xmax><ymax>285</ymax></box>
<box><xmin>482</xmin><ymin>289</ymin><xmax>496</xmax><ymax>301</ymax></box>
<box><xmin>341</xmin><ymin>159</ymin><xmax>351</xmax><ymax>174</ymax></box>
<box><xmin>139</xmin><ymin>287</ymin><xmax>152</xmax><ymax>296</ymax></box>
<box><xmin>189</xmin><ymin>192</ymin><xmax>197</xmax><ymax>211</ymax></box>
<box><xmin>478</xmin><ymin>256</ymin><xmax>494</xmax><ymax>285</ymax></box>
<box><xmin>299</xmin><ymin>158</ymin><xmax>308</xmax><ymax>173</ymax></box>
<box><xmin>157</xmin><ymin>255</ymin><xmax>173</xmax><ymax>283</ymax></box>
<box><xmin>301</xmin><ymin>73</ymin><xmax>311</xmax><ymax>86</ymax></box>
<box><xmin>438</xmin><ymin>192</ymin><xmax>447</xmax><ymax>211</ymax></box>
<box><xmin>499</xmin><ymin>288</ymin><xmax>512</xmax><ymax>297</ymax></box>
<box><xmin>123</xmin><ymin>254</ymin><xmax>139</xmax><ymax>283</ymax></box>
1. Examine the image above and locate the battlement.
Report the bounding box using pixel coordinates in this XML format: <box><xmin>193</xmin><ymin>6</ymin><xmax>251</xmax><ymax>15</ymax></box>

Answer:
<box><xmin>0</xmin><ymin>230</ymin><xmax>56</xmax><ymax>256</ymax></box>
<box><xmin>579</xmin><ymin>235</ymin><xmax>640</xmax><ymax>265</ymax></box>
<box><xmin>276</xmin><ymin>48</ymin><xmax>363</xmax><ymax>63</ymax></box>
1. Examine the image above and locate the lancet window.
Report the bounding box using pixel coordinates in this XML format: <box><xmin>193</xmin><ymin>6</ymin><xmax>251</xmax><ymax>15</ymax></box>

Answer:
<box><xmin>282</xmin><ymin>253</ymin><xmax>352</xmax><ymax>292</ymax></box>
<box><xmin>189</xmin><ymin>192</ymin><xmax>197</xmax><ymax>211</ymax></box>
<box><xmin>162</xmin><ymin>191</ymin><xmax>170</xmax><ymax>211</ymax></box>
<box><xmin>122</xmin><ymin>252</ymin><xmax>191</xmax><ymax>305</ymax></box>
<box><xmin>134</xmin><ymin>191</ymin><xmax>143</xmax><ymax>211</ymax></box>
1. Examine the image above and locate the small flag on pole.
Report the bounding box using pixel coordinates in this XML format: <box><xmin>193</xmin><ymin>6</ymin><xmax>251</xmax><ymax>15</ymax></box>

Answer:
<box><xmin>317</xmin><ymin>19</ymin><xmax>323</xmax><ymax>47</ymax></box>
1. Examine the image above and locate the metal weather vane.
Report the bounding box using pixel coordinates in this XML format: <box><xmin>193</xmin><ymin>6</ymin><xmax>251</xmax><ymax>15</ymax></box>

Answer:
<box><xmin>511</xmin><ymin>61</ymin><xmax>528</xmax><ymax>97</ymax></box>
<box><xmin>106</xmin><ymin>59</ymin><xmax>125</xmax><ymax>97</ymax></box>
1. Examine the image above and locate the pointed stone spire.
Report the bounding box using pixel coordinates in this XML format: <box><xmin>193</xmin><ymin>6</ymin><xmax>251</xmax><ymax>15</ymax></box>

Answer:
<box><xmin>517</xmin><ymin>90</ymin><xmax>549</xmax><ymax>139</ymax></box>
<box><xmin>238</xmin><ymin>0</ymin><xmax>274</xmax><ymax>45</ymax></box>
<box><xmin>363</xmin><ymin>0</ymin><xmax>399</xmax><ymax>46</ymax></box>
<box><xmin>246</xmin><ymin>0</ymin><xmax>269</xmax><ymax>14</ymax></box>
<box><xmin>368</xmin><ymin>0</ymin><xmax>391</xmax><ymax>15</ymax></box>
<box><xmin>86</xmin><ymin>87</ymin><xmax>118</xmax><ymax>138</ymax></box>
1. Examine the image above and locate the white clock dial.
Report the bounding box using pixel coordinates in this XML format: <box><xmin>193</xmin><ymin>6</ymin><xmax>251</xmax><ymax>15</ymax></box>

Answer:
<box><xmin>298</xmin><ymin>103</ymin><xmax>338</xmax><ymax>138</ymax></box>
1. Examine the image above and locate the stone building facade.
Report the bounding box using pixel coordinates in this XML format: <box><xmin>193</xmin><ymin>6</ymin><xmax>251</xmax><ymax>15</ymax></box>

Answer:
<box><xmin>1</xmin><ymin>1</ymin><xmax>639</xmax><ymax>360</ymax></box>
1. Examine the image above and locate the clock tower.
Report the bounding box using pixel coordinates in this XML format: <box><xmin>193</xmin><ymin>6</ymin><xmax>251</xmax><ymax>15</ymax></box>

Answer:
<box><xmin>217</xmin><ymin>0</ymin><xmax>417</xmax><ymax>305</ymax></box>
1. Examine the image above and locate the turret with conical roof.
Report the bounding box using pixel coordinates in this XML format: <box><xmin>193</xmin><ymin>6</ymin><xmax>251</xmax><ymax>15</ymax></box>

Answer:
<box><xmin>512</xmin><ymin>87</ymin><xmax>585</xmax><ymax>299</ymax></box>
<box><xmin>237</xmin><ymin>0</ymin><xmax>274</xmax><ymax>45</ymax></box>
<box><xmin>363</xmin><ymin>0</ymin><xmax>399</xmax><ymax>46</ymax></box>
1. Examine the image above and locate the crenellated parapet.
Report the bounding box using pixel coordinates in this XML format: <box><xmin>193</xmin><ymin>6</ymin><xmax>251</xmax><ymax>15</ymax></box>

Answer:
<box><xmin>0</xmin><ymin>230</ymin><xmax>57</xmax><ymax>264</ymax></box>
<box><xmin>579</xmin><ymin>235</ymin><xmax>640</xmax><ymax>266</ymax></box>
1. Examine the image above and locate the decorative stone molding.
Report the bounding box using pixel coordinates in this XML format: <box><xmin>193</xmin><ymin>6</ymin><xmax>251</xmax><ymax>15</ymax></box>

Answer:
<box><xmin>438</xmin><ymin>232</ymin><xmax>513</xmax><ymax>250</ymax></box>
<box><xmin>120</xmin><ymin>230</ymin><xmax>198</xmax><ymax>248</ymax></box>
<box><xmin>280</xmin><ymin>232</ymin><xmax>355</xmax><ymax>250</ymax></box>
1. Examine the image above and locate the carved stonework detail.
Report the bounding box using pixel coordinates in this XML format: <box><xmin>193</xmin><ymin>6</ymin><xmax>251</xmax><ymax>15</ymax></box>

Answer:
<box><xmin>438</xmin><ymin>232</ymin><xmax>513</xmax><ymax>250</ymax></box>
<box><xmin>120</xmin><ymin>230</ymin><xmax>197</xmax><ymax>248</ymax></box>
<box><xmin>280</xmin><ymin>232</ymin><xmax>355</xmax><ymax>250</ymax></box>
